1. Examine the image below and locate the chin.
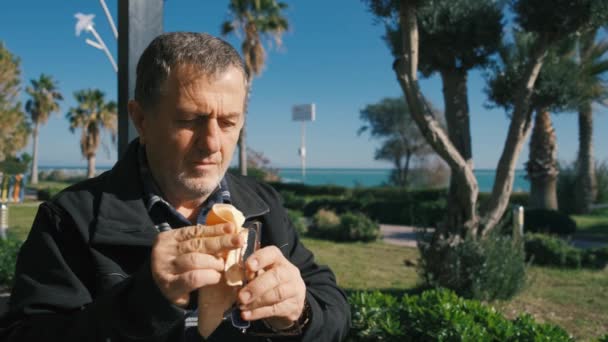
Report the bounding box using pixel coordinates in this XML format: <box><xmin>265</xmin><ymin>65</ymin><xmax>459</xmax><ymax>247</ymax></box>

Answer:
<box><xmin>177</xmin><ymin>172</ymin><xmax>222</xmax><ymax>197</ymax></box>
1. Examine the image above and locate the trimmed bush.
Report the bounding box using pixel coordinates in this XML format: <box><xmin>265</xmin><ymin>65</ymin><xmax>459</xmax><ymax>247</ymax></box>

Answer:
<box><xmin>303</xmin><ymin>198</ymin><xmax>364</xmax><ymax>217</ymax></box>
<box><xmin>309</xmin><ymin>209</ymin><xmax>341</xmax><ymax>240</ymax></box>
<box><xmin>0</xmin><ymin>235</ymin><xmax>23</xmax><ymax>286</ymax></box>
<box><xmin>582</xmin><ymin>246</ymin><xmax>608</xmax><ymax>269</ymax></box>
<box><xmin>524</xmin><ymin>209</ymin><xmax>577</xmax><ymax>235</ymax></box>
<box><xmin>269</xmin><ymin>182</ymin><xmax>350</xmax><ymax>197</ymax></box>
<box><xmin>524</xmin><ymin>233</ymin><xmax>581</xmax><ymax>268</ymax></box>
<box><xmin>309</xmin><ymin>210</ymin><xmax>380</xmax><ymax>242</ymax></box>
<box><xmin>338</xmin><ymin>212</ymin><xmax>380</xmax><ymax>242</ymax></box>
<box><xmin>280</xmin><ymin>191</ymin><xmax>307</xmax><ymax>211</ymax></box>
<box><xmin>347</xmin><ymin>288</ymin><xmax>573</xmax><ymax>342</ymax></box>
<box><xmin>287</xmin><ymin>209</ymin><xmax>308</xmax><ymax>236</ymax></box>
<box><xmin>525</xmin><ymin>233</ymin><xmax>608</xmax><ymax>269</ymax></box>
<box><xmin>418</xmin><ymin>232</ymin><xmax>526</xmax><ymax>301</ymax></box>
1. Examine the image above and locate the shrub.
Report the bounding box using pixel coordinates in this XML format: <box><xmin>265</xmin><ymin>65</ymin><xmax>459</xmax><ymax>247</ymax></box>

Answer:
<box><xmin>309</xmin><ymin>209</ymin><xmax>341</xmax><ymax>240</ymax></box>
<box><xmin>524</xmin><ymin>233</ymin><xmax>581</xmax><ymax>268</ymax></box>
<box><xmin>596</xmin><ymin>160</ymin><xmax>608</xmax><ymax>204</ymax></box>
<box><xmin>337</xmin><ymin>212</ymin><xmax>380</xmax><ymax>242</ymax></box>
<box><xmin>582</xmin><ymin>246</ymin><xmax>608</xmax><ymax>269</ymax></box>
<box><xmin>303</xmin><ymin>198</ymin><xmax>364</xmax><ymax>217</ymax></box>
<box><xmin>524</xmin><ymin>209</ymin><xmax>577</xmax><ymax>235</ymax></box>
<box><xmin>597</xmin><ymin>334</ymin><xmax>608</xmax><ymax>342</ymax></box>
<box><xmin>280</xmin><ymin>191</ymin><xmax>307</xmax><ymax>211</ymax></box>
<box><xmin>269</xmin><ymin>182</ymin><xmax>350</xmax><ymax>197</ymax></box>
<box><xmin>347</xmin><ymin>288</ymin><xmax>573</xmax><ymax>342</ymax></box>
<box><xmin>0</xmin><ymin>235</ymin><xmax>23</xmax><ymax>286</ymax></box>
<box><xmin>287</xmin><ymin>209</ymin><xmax>308</xmax><ymax>236</ymax></box>
<box><xmin>309</xmin><ymin>210</ymin><xmax>380</xmax><ymax>242</ymax></box>
<box><xmin>525</xmin><ymin>233</ymin><xmax>608</xmax><ymax>269</ymax></box>
<box><xmin>418</xmin><ymin>232</ymin><xmax>526</xmax><ymax>301</ymax></box>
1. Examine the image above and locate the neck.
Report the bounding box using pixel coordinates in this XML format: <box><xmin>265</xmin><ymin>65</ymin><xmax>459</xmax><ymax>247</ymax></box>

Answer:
<box><xmin>169</xmin><ymin>196</ymin><xmax>209</xmax><ymax>223</ymax></box>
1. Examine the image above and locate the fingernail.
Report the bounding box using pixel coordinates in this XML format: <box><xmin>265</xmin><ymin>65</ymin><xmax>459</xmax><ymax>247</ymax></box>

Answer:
<box><xmin>248</xmin><ymin>258</ymin><xmax>258</xmax><ymax>270</ymax></box>
<box><xmin>240</xmin><ymin>290</ymin><xmax>251</xmax><ymax>303</ymax></box>
<box><xmin>241</xmin><ymin>310</ymin><xmax>251</xmax><ymax>319</ymax></box>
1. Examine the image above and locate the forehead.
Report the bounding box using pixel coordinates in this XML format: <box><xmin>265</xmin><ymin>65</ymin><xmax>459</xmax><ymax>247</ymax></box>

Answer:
<box><xmin>162</xmin><ymin>64</ymin><xmax>247</xmax><ymax>112</ymax></box>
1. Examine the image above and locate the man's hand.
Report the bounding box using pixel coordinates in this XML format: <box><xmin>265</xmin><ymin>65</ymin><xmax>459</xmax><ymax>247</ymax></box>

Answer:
<box><xmin>150</xmin><ymin>223</ymin><xmax>245</xmax><ymax>307</ymax></box>
<box><xmin>237</xmin><ymin>246</ymin><xmax>307</xmax><ymax>330</ymax></box>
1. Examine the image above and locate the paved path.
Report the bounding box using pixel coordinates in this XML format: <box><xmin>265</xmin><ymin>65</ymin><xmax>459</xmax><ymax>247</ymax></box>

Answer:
<box><xmin>380</xmin><ymin>224</ymin><xmax>425</xmax><ymax>247</ymax></box>
<box><xmin>380</xmin><ymin>224</ymin><xmax>607</xmax><ymax>250</ymax></box>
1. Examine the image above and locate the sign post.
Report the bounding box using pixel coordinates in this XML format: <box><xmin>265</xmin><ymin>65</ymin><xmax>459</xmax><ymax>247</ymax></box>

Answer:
<box><xmin>292</xmin><ymin>104</ymin><xmax>316</xmax><ymax>181</ymax></box>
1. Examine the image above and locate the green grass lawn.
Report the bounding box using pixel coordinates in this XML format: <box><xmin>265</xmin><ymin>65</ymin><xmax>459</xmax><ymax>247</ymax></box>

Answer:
<box><xmin>572</xmin><ymin>207</ymin><xmax>608</xmax><ymax>242</ymax></box>
<box><xmin>6</xmin><ymin>202</ymin><xmax>608</xmax><ymax>340</ymax></box>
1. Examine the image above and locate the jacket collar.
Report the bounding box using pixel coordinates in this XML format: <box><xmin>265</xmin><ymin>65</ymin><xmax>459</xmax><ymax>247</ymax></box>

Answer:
<box><xmin>91</xmin><ymin>139</ymin><xmax>270</xmax><ymax>247</ymax></box>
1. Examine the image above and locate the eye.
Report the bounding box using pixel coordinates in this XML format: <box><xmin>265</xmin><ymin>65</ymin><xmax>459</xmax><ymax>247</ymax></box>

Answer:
<box><xmin>219</xmin><ymin>118</ymin><xmax>237</xmax><ymax>128</ymax></box>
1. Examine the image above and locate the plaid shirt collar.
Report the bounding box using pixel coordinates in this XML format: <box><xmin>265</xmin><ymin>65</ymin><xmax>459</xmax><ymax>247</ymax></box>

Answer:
<box><xmin>137</xmin><ymin>145</ymin><xmax>231</xmax><ymax>229</ymax></box>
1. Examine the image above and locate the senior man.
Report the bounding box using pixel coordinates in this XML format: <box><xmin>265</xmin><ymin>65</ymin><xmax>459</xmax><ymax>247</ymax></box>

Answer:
<box><xmin>0</xmin><ymin>32</ymin><xmax>350</xmax><ymax>341</ymax></box>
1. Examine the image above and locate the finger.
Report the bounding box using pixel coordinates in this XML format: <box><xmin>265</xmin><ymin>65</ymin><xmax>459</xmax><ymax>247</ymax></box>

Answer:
<box><xmin>241</xmin><ymin>300</ymin><xmax>297</xmax><ymax>321</ymax></box>
<box><xmin>172</xmin><ymin>253</ymin><xmax>225</xmax><ymax>273</ymax></box>
<box><xmin>240</xmin><ymin>282</ymin><xmax>298</xmax><ymax>311</ymax></box>
<box><xmin>178</xmin><ymin>233</ymin><xmax>244</xmax><ymax>254</ymax></box>
<box><xmin>238</xmin><ymin>266</ymin><xmax>285</xmax><ymax>305</ymax></box>
<box><xmin>245</xmin><ymin>246</ymin><xmax>285</xmax><ymax>273</ymax></box>
<box><xmin>175</xmin><ymin>223</ymin><xmax>235</xmax><ymax>242</ymax></box>
<box><xmin>173</xmin><ymin>269</ymin><xmax>223</xmax><ymax>294</ymax></box>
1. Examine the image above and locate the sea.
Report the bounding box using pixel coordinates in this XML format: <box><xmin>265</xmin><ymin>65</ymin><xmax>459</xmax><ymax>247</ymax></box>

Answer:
<box><xmin>39</xmin><ymin>166</ymin><xmax>530</xmax><ymax>193</ymax></box>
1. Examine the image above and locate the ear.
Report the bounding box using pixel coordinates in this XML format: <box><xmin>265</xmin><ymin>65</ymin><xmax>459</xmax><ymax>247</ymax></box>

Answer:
<box><xmin>128</xmin><ymin>100</ymin><xmax>147</xmax><ymax>145</ymax></box>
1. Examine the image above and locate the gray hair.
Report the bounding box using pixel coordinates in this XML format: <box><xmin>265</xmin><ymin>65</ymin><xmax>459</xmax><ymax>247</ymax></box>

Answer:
<box><xmin>134</xmin><ymin>32</ymin><xmax>248</xmax><ymax>110</ymax></box>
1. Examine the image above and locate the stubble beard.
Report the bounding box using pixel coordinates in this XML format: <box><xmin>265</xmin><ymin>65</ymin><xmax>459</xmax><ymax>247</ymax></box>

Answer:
<box><xmin>175</xmin><ymin>167</ymin><xmax>225</xmax><ymax>200</ymax></box>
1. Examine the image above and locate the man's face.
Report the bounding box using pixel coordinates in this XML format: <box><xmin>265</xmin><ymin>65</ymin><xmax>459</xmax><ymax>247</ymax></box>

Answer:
<box><xmin>133</xmin><ymin>65</ymin><xmax>246</xmax><ymax>203</ymax></box>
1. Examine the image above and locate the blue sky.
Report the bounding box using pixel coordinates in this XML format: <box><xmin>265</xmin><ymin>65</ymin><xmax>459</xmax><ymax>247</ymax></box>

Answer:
<box><xmin>0</xmin><ymin>0</ymin><xmax>606</xmax><ymax>169</ymax></box>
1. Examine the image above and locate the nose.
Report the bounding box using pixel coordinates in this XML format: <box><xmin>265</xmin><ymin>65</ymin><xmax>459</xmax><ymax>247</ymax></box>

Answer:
<box><xmin>197</xmin><ymin>117</ymin><xmax>221</xmax><ymax>154</ymax></box>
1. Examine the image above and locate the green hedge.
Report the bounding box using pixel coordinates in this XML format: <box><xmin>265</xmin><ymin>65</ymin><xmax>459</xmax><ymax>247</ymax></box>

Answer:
<box><xmin>525</xmin><ymin>233</ymin><xmax>608</xmax><ymax>269</ymax></box>
<box><xmin>524</xmin><ymin>209</ymin><xmax>577</xmax><ymax>235</ymax></box>
<box><xmin>347</xmin><ymin>288</ymin><xmax>572</xmax><ymax>341</ymax></box>
<box><xmin>273</xmin><ymin>183</ymin><xmax>531</xmax><ymax>226</ymax></box>
<box><xmin>0</xmin><ymin>235</ymin><xmax>23</xmax><ymax>286</ymax></box>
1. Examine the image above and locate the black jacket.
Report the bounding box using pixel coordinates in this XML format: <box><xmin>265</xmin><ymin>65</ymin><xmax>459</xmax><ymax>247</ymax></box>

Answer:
<box><xmin>0</xmin><ymin>141</ymin><xmax>350</xmax><ymax>341</ymax></box>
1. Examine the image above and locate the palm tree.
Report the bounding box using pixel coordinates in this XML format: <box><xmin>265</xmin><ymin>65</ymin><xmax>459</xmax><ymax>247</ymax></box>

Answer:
<box><xmin>25</xmin><ymin>74</ymin><xmax>63</xmax><ymax>184</ymax></box>
<box><xmin>574</xmin><ymin>30</ymin><xmax>608</xmax><ymax>214</ymax></box>
<box><xmin>221</xmin><ymin>0</ymin><xmax>288</xmax><ymax>176</ymax></box>
<box><xmin>66</xmin><ymin>89</ymin><xmax>117</xmax><ymax>178</ymax></box>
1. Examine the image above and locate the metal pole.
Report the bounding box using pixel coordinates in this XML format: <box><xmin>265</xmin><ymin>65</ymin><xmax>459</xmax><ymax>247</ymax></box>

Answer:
<box><xmin>0</xmin><ymin>203</ymin><xmax>8</xmax><ymax>240</ymax></box>
<box><xmin>512</xmin><ymin>205</ymin><xmax>524</xmax><ymax>239</ymax></box>
<box><xmin>301</xmin><ymin>121</ymin><xmax>306</xmax><ymax>180</ymax></box>
<box><xmin>118</xmin><ymin>0</ymin><xmax>163</xmax><ymax>157</ymax></box>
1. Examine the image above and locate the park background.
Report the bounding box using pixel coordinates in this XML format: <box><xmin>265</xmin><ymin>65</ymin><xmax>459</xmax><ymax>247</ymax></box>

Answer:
<box><xmin>1</xmin><ymin>0</ymin><xmax>608</xmax><ymax>341</ymax></box>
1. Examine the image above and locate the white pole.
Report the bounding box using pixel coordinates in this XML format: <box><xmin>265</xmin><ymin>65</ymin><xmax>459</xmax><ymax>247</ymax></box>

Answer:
<box><xmin>301</xmin><ymin>121</ymin><xmax>306</xmax><ymax>180</ymax></box>
<box><xmin>88</xmin><ymin>25</ymin><xmax>118</xmax><ymax>72</ymax></box>
<box><xmin>99</xmin><ymin>0</ymin><xmax>118</xmax><ymax>39</ymax></box>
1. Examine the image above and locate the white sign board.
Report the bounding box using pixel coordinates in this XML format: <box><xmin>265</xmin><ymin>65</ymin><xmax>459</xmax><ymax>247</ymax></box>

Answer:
<box><xmin>292</xmin><ymin>104</ymin><xmax>316</xmax><ymax>121</ymax></box>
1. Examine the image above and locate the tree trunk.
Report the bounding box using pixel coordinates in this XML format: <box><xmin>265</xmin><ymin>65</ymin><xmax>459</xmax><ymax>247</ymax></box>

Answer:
<box><xmin>441</xmin><ymin>69</ymin><xmax>474</xmax><ymax>231</ymax></box>
<box><xmin>396</xmin><ymin>0</ymin><xmax>479</xmax><ymax>235</ymax></box>
<box><xmin>87</xmin><ymin>154</ymin><xmax>96</xmax><ymax>179</ymax></box>
<box><xmin>527</xmin><ymin>109</ymin><xmax>558</xmax><ymax>210</ymax></box>
<box><xmin>30</xmin><ymin>121</ymin><xmax>40</xmax><ymax>184</ymax></box>
<box><xmin>238</xmin><ymin>125</ymin><xmax>247</xmax><ymax>176</ymax></box>
<box><xmin>403</xmin><ymin>150</ymin><xmax>411</xmax><ymax>187</ymax></box>
<box><xmin>239</xmin><ymin>76</ymin><xmax>253</xmax><ymax>176</ymax></box>
<box><xmin>574</xmin><ymin>102</ymin><xmax>596</xmax><ymax>213</ymax></box>
<box><xmin>480</xmin><ymin>38</ymin><xmax>548</xmax><ymax>235</ymax></box>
